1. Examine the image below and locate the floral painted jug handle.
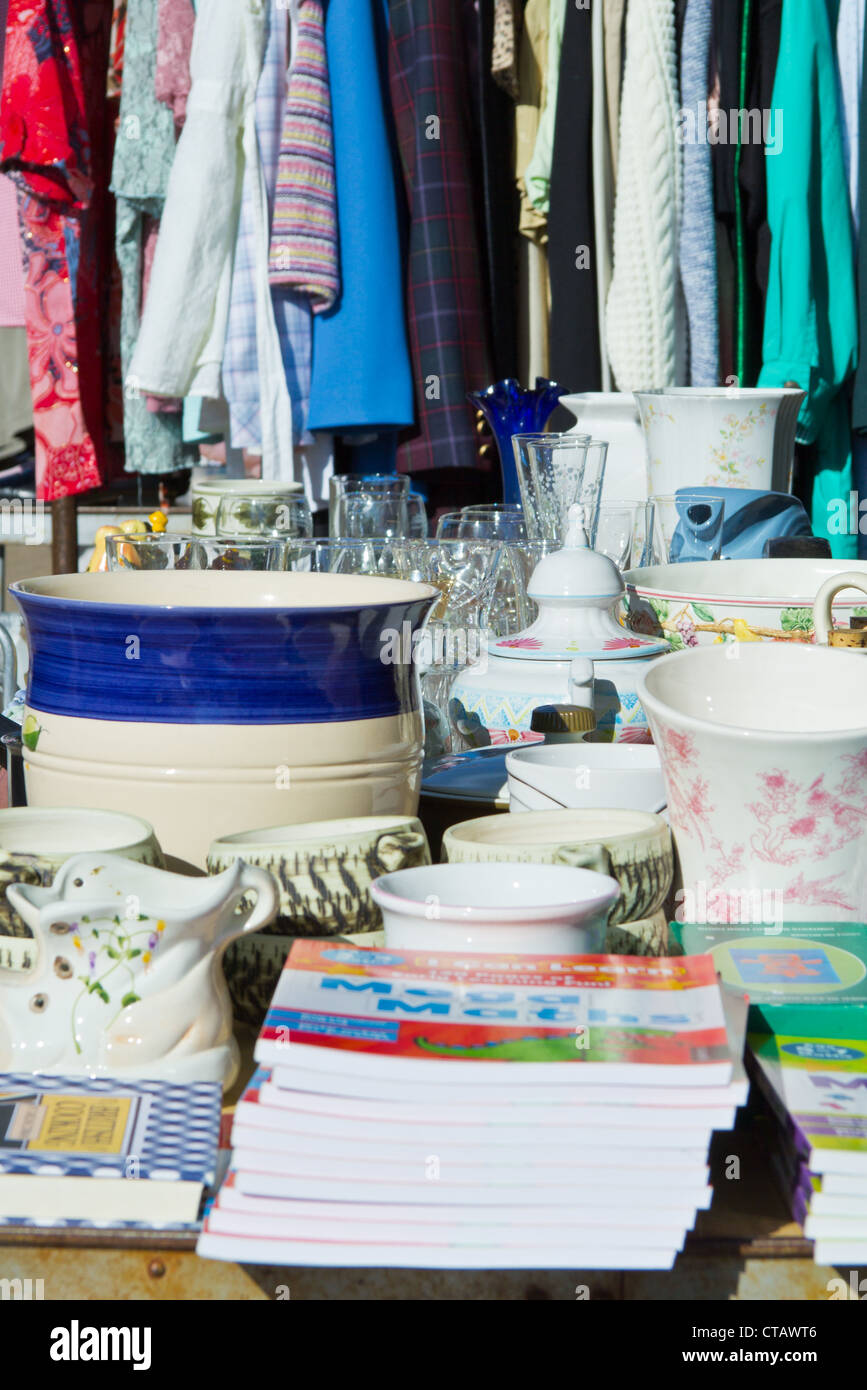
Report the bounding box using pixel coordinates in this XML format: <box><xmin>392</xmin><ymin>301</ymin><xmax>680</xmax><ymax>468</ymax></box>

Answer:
<box><xmin>213</xmin><ymin>864</ymin><xmax>279</xmax><ymax>951</ymax></box>
<box><xmin>812</xmin><ymin>573</ymin><xmax>867</xmax><ymax>646</ymax></box>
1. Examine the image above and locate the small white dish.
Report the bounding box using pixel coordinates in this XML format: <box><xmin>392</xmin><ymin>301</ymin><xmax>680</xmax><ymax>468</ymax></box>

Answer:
<box><xmin>370</xmin><ymin>861</ymin><xmax>619</xmax><ymax>953</ymax></box>
<box><xmin>505</xmin><ymin>743</ymin><xmax>666</xmax><ymax>814</ymax></box>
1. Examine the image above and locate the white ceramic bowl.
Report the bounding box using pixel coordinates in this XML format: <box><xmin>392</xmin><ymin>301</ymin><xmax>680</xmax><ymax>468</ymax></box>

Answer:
<box><xmin>623</xmin><ymin>558</ymin><xmax>867</xmax><ymax>650</ymax></box>
<box><xmin>505</xmin><ymin>743</ymin><xmax>666</xmax><ymax>815</ymax></box>
<box><xmin>208</xmin><ymin>815</ymin><xmax>431</xmax><ymax>1026</ymax></box>
<box><xmin>0</xmin><ymin>806</ymin><xmax>163</xmax><ymax>871</ymax></box>
<box><xmin>208</xmin><ymin>814</ymin><xmax>431</xmax><ymax>933</ymax></box>
<box><xmin>370</xmin><ymin>861</ymin><xmax>620</xmax><ymax>953</ymax></box>
<box><xmin>0</xmin><ymin>807</ymin><xmax>165</xmax><ymax>970</ymax></box>
<box><xmin>441</xmin><ymin>808</ymin><xmax>672</xmax><ymax>926</ymax></box>
<box><xmin>638</xmin><ymin>645</ymin><xmax>867</xmax><ymax>923</ymax></box>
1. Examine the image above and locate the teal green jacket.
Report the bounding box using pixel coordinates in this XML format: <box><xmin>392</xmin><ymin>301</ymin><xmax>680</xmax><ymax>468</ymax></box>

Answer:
<box><xmin>758</xmin><ymin>0</ymin><xmax>858</xmax><ymax>558</ymax></box>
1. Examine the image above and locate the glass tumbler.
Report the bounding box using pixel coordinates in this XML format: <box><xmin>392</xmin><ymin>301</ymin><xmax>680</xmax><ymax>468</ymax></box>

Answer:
<box><xmin>329</xmin><ymin>474</ymin><xmax>410</xmax><ymax>540</ymax></box>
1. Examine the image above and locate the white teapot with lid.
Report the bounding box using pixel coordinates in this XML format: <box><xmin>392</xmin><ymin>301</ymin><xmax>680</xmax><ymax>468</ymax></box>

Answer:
<box><xmin>450</xmin><ymin>507</ymin><xmax>670</xmax><ymax>744</ymax></box>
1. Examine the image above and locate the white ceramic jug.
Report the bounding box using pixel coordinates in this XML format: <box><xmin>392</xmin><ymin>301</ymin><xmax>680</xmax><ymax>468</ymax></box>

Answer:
<box><xmin>1</xmin><ymin>853</ymin><xmax>278</xmax><ymax>1086</ymax></box>
<box><xmin>560</xmin><ymin>392</ymin><xmax>648</xmax><ymax>501</ymax></box>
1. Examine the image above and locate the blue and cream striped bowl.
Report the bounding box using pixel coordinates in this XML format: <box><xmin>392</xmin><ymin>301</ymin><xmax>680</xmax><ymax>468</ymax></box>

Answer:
<box><xmin>11</xmin><ymin>571</ymin><xmax>438</xmax><ymax>867</ymax></box>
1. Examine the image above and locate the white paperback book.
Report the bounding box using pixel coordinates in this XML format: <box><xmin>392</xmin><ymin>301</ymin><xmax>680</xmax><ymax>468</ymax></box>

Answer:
<box><xmin>231</xmin><ymin>1161</ymin><xmax>712</xmax><ymax>1207</ymax></box>
<box><xmin>214</xmin><ymin>1180</ymin><xmax>713</xmax><ymax>1224</ymax></box>
<box><xmin>810</xmin><ymin>1191</ymin><xmax>867</xmax><ymax>1216</ymax></box>
<box><xmin>250</xmin><ymin>1079</ymin><xmax>738</xmax><ymax>1131</ymax></box>
<box><xmin>206</xmin><ymin>1202</ymin><xmax>691</xmax><ymax>1246</ymax></box>
<box><xmin>229</xmin><ymin>1118</ymin><xmax>721</xmax><ymax>1159</ymax></box>
<box><xmin>813</xmin><ymin>1239</ymin><xmax>867</xmax><ymax>1267</ymax></box>
<box><xmin>195</xmin><ymin>1227</ymin><xmax>681</xmax><ymax>1271</ymax></box>
<box><xmin>268</xmin><ymin>1065</ymin><xmax>749</xmax><ymax>1108</ymax></box>
<box><xmin>804</xmin><ymin>1213</ymin><xmax>867</xmax><ymax>1240</ymax></box>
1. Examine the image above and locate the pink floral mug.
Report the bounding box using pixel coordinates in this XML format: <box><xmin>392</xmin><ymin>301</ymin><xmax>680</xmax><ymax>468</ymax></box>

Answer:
<box><xmin>638</xmin><ymin>645</ymin><xmax>867</xmax><ymax>925</ymax></box>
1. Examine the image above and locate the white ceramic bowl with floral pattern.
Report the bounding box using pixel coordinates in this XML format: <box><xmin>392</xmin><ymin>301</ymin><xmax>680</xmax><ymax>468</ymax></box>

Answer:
<box><xmin>622</xmin><ymin>559</ymin><xmax>867</xmax><ymax>650</ymax></box>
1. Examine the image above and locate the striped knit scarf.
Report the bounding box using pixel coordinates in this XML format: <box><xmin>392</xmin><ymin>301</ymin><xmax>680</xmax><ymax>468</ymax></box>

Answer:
<box><xmin>268</xmin><ymin>0</ymin><xmax>340</xmax><ymax>313</ymax></box>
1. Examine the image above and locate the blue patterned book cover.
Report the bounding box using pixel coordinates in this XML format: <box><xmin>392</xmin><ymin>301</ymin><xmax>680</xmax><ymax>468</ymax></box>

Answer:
<box><xmin>0</xmin><ymin>1074</ymin><xmax>221</xmax><ymax>1184</ymax></box>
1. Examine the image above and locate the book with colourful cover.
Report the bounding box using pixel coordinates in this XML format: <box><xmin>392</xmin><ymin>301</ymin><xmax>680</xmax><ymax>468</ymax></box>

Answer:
<box><xmin>254</xmin><ymin>942</ymin><xmax>733</xmax><ymax>1084</ymax></box>
<box><xmin>0</xmin><ymin>1074</ymin><xmax>221</xmax><ymax>1223</ymax></box>
<box><xmin>748</xmin><ymin>1033</ymin><xmax>867</xmax><ymax>1176</ymax></box>
<box><xmin>673</xmin><ymin>921</ymin><xmax>867</xmax><ymax>1035</ymax></box>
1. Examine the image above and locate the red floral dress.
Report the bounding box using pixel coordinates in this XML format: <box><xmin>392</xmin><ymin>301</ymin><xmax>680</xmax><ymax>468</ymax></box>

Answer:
<box><xmin>0</xmin><ymin>0</ymin><xmax>110</xmax><ymax>499</ymax></box>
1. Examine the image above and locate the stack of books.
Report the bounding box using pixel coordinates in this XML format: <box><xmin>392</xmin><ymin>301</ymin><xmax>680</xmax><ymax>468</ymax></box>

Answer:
<box><xmin>749</xmin><ymin>1030</ymin><xmax>867</xmax><ymax>1266</ymax></box>
<box><xmin>675</xmin><ymin>917</ymin><xmax>867</xmax><ymax>1262</ymax></box>
<box><xmin>0</xmin><ymin>1074</ymin><xmax>221</xmax><ymax>1230</ymax></box>
<box><xmin>197</xmin><ymin>940</ymin><xmax>747</xmax><ymax>1270</ymax></box>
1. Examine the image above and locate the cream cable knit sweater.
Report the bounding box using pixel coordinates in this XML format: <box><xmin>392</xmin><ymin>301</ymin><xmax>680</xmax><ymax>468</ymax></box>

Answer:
<box><xmin>606</xmin><ymin>0</ymin><xmax>681</xmax><ymax>391</ymax></box>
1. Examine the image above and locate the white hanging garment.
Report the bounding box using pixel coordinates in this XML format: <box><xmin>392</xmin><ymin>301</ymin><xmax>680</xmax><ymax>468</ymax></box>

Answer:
<box><xmin>605</xmin><ymin>0</ymin><xmax>680</xmax><ymax>392</ymax></box>
<box><xmin>591</xmin><ymin>0</ymin><xmax>613</xmax><ymax>391</ymax></box>
<box><xmin>836</xmin><ymin>0</ymin><xmax>866</xmax><ymax>235</ymax></box>
<box><xmin>129</xmin><ymin>0</ymin><xmax>294</xmax><ymax>484</ymax></box>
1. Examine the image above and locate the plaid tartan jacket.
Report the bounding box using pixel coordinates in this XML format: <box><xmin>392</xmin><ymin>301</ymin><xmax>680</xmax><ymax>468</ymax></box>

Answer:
<box><xmin>388</xmin><ymin>0</ymin><xmax>493</xmax><ymax>472</ymax></box>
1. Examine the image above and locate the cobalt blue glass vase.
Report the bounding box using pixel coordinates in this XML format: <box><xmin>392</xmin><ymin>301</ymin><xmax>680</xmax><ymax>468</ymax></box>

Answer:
<box><xmin>468</xmin><ymin>378</ymin><xmax>568</xmax><ymax>505</ymax></box>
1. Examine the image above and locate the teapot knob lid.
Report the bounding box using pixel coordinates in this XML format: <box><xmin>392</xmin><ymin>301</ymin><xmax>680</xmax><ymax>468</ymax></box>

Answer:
<box><xmin>564</xmin><ymin>504</ymin><xmax>590</xmax><ymax>550</ymax></box>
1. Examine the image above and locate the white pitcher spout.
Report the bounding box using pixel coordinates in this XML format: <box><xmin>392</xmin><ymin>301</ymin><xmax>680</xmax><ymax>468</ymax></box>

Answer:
<box><xmin>4</xmin><ymin>880</ymin><xmax>51</xmax><ymax>934</ymax></box>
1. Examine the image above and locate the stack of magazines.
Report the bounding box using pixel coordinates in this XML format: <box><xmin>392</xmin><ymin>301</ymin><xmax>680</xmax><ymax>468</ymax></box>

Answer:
<box><xmin>749</xmin><ymin>1030</ymin><xmax>867</xmax><ymax>1267</ymax></box>
<box><xmin>197</xmin><ymin>941</ymin><xmax>748</xmax><ymax>1270</ymax></box>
